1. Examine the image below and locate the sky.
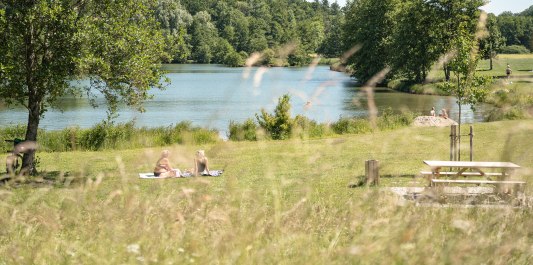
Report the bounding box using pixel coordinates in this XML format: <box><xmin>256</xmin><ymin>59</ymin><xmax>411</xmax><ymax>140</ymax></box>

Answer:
<box><xmin>328</xmin><ymin>0</ymin><xmax>532</xmax><ymax>15</ymax></box>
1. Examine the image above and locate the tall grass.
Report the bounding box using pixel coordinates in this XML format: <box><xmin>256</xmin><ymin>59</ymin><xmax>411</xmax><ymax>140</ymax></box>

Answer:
<box><xmin>0</xmin><ymin>121</ymin><xmax>220</xmax><ymax>152</ymax></box>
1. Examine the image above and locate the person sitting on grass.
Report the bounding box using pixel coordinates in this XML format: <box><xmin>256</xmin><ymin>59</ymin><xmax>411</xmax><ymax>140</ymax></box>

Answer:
<box><xmin>194</xmin><ymin>150</ymin><xmax>210</xmax><ymax>176</ymax></box>
<box><xmin>154</xmin><ymin>150</ymin><xmax>181</xmax><ymax>178</ymax></box>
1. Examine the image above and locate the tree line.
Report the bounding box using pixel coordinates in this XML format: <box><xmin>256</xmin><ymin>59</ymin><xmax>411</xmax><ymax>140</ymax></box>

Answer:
<box><xmin>155</xmin><ymin>0</ymin><xmax>532</xmax><ymax>75</ymax></box>
<box><xmin>155</xmin><ymin>0</ymin><xmax>344</xmax><ymax>66</ymax></box>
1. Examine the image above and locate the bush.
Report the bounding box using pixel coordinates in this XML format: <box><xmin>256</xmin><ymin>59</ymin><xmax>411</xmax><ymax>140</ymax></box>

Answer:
<box><xmin>79</xmin><ymin>122</ymin><xmax>108</xmax><ymax>151</ymax></box>
<box><xmin>228</xmin><ymin>119</ymin><xmax>258</xmax><ymax>141</ymax></box>
<box><xmin>377</xmin><ymin>108</ymin><xmax>416</xmax><ymax>130</ymax></box>
<box><xmin>292</xmin><ymin>115</ymin><xmax>332</xmax><ymax>139</ymax></box>
<box><xmin>499</xmin><ymin>45</ymin><xmax>531</xmax><ymax>54</ymax></box>
<box><xmin>287</xmin><ymin>47</ymin><xmax>311</xmax><ymax>66</ymax></box>
<box><xmin>262</xmin><ymin>48</ymin><xmax>276</xmax><ymax>66</ymax></box>
<box><xmin>331</xmin><ymin>117</ymin><xmax>372</xmax><ymax>134</ymax></box>
<box><xmin>223</xmin><ymin>51</ymin><xmax>244</xmax><ymax>67</ymax></box>
<box><xmin>484</xmin><ymin>87</ymin><xmax>533</xmax><ymax>121</ymax></box>
<box><xmin>256</xmin><ymin>94</ymin><xmax>293</xmax><ymax>140</ymax></box>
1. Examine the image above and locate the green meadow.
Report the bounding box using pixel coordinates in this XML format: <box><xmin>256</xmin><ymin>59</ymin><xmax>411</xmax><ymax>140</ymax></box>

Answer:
<box><xmin>477</xmin><ymin>54</ymin><xmax>533</xmax><ymax>78</ymax></box>
<box><xmin>1</xmin><ymin>120</ymin><xmax>532</xmax><ymax>264</ymax></box>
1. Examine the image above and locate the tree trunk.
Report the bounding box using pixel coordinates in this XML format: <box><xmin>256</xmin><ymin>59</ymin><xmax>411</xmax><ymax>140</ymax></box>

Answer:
<box><xmin>21</xmin><ymin>99</ymin><xmax>40</xmax><ymax>175</ymax></box>
<box><xmin>443</xmin><ymin>65</ymin><xmax>451</xmax><ymax>82</ymax></box>
<box><xmin>489</xmin><ymin>57</ymin><xmax>493</xmax><ymax>71</ymax></box>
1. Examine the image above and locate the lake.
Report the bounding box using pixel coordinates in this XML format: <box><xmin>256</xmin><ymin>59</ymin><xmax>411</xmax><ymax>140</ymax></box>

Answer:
<box><xmin>0</xmin><ymin>64</ymin><xmax>486</xmax><ymax>134</ymax></box>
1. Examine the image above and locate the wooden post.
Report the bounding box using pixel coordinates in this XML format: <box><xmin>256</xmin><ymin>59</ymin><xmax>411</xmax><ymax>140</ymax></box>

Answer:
<box><xmin>450</xmin><ymin>125</ymin><xmax>457</xmax><ymax>161</ymax></box>
<box><xmin>365</xmin><ymin>160</ymin><xmax>379</xmax><ymax>186</ymax></box>
<box><xmin>469</xmin><ymin>126</ymin><xmax>473</xmax><ymax>161</ymax></box>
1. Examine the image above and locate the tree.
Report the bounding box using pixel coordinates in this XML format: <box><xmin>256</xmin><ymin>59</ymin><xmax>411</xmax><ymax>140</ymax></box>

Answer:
<box><xmin>0</xmin><ymin>0</ymin><xmax>168</xmax><ymax>173</ymax></box>
<box><xmin>425</xmin><ymin>0</ymin><xmax>485</xmax><ymax>81</ymax></box>
<box><xmin>298</xmin><ymin>19</ymin><xmax>325</xmax><ymax>53</ymax></box>
<box><xmin>318</xmin><ymin>11</ymin><xmax>344</xmax><ymax>58</ymax></box>
<box><xmin>343</xmin><ymin>0</ymin><xmax>399</xmax><ymax>84</ymax></box>
<box><xmin>439</xmin><ymin>23</ymin><xmax>491</xmax><ymax>160</ymax></box>
<box><xmin>390</xmin><ymin>0</ymin><xmax>443</xmax><ymax>83</ymax></box>
<box><xmin>190</xmin><ymin>11</ymin><xmax>219</xmax><ymax>63</ymax></box>
<box><xmin>478</xmin><ymin>13</ymin><xmax>504</xmax><ymax>70</ymax></box>
<box><xmin>497</xmin><ymin>13</ymin><xmax>533</xmax><ymax>52</ymax></box>
<box><xmin>155</xmin><ymin>0</ymin><xmax>193</xmax><ymax>63</ymax></box>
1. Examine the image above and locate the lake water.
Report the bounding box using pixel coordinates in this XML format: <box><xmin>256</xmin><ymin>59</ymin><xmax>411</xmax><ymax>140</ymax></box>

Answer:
<box><xmin>0</xmin><ymin>64</ymin><xmax>486</xmax><ymax>134</ymax></box>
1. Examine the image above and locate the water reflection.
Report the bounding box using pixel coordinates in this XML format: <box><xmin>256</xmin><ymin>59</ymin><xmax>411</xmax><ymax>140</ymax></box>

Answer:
<box><xmin>0</xmin><ymin>64</ymin><xmax>487</xmax><ymax>131</ymax></box>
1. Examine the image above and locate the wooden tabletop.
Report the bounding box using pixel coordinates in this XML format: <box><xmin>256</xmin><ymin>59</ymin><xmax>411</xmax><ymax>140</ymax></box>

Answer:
<box><xmin>423</xmin><ymin>160</ymin><xmax>521</xmax><ymax>169</ymax></box>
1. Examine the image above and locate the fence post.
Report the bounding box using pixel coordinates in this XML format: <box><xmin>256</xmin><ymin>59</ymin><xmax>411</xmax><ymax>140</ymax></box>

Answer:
<box><xmin>469</xmin><ymin>126</ymin><xmax>474</xmax><ymax>161</ymax></box>
<box><xmin>365</xmin><ymin>160</ymin><xmax>379</xmax><ymax>186</ymax></box>
<box><xmin>450</xmin><ymin>125</ymin><xmax>457</xmax><ymax>161</ymax></box>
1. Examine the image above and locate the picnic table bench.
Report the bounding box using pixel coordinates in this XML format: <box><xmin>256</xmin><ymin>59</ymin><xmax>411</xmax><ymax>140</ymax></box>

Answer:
<box><xmin>421</xmin><ymin>160</ymin><xmax>526</xmax><ymax>192</ymax></box>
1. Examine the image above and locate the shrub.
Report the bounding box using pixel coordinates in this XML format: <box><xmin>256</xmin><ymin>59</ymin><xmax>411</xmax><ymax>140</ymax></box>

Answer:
<box><xmin>484</xmin><ymin>87</ymin><xmax>533</xmax><ymax>121</ymax></box>
<box><xmin>377</xmin><ymin>108</ymin><xmax>416</xmax><ymax>130</ymax></box>
<box><xmin>79</xmin><ymin>121</ymin><xmax>108</xmax><ymax>151</ymax></box>
<box><xmin>224</xmin><ymin>51</ymin><xmax>244</xmax><ymax>67</ymax></box>
<box><xmin>499</xmin><ymin>45</ymin><xmax>531</xmax><ymax>54</ymax></box>
<box><xmin>228</xmin><ymin>119</ymin><xmax>258</xmax><ymax>141</ymax></box>
<box><xmin>292</xmin><ymin>115</ymin><xmax>332</xmax><ymax>139</ymax></box>
<box><xmin>287</xmin><ymin>47</ymin><xmax>311</xmax><ymax>66</ymax></box>
<box><xmin>256</xmin><ymin>94</ymin><xmax>293</xmax><ymax>140</ymax></box>
<box><xmin>331</xmin><ymin>117</ymin><xmax>372</xmax><ymax>134</ymax></box>
<box><xmin>262</xmin><ymin>48</ymin><xmax>276</xmax><ymax>66</ymax></box>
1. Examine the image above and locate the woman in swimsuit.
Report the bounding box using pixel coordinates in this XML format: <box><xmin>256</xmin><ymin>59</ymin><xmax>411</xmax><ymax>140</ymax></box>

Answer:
<box><xmin>194</xmin><ymin>150</ymin><xmax>210</xmax><ymax>176</ymax></box>
<box><xmin>154</xmin><ymin>150</ymin><xmax>181</xmax><ymax>178</ymax></box>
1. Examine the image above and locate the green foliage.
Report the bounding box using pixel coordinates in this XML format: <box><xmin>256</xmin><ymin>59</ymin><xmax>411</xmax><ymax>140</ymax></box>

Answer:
<box><xmin>343</xmin><ymin>0</ymin><xmax>399</xmax><ymax>84</ymax></box>
<box><xmin>228</xmin><ymin>119</ymin><xmax>259</xmax><ymax>141</ymax></box>
<box><xmin>154</xmin><ymin>0</ymin><xmax>344</xmax><ymax>64</ymax></box>
<box><xmin>212</xmin><ymin>38</ymin><xmax>235</xmax><ymax>64</ymax></box>
<box><xmin>497</xmin><ymin>13</ymin><xmax>533</xmax><ymax>51</ymax></box>
<box><xmin>0</xmin><ymin>0</ymin><xmax>168</xmax><ymax>171</ymax></box>
<box><xmin>390</xmin><ymin>0</ymin><xmax>446</xmax><ymax>83</ymax></box>
<box><xmin>485</xmin><ymin>86</ymin><xmax>533</xmax><ymax>121</ymax></box>
<box><xmin>331</xmin><ymin>117</ymin><xmax>373</xmax><ymax>134</ymax></box>
<box><xmin>287</xmin><ymin>45</ymin><xmax>312</xmax><ymax>66</ymax></box>
<box><xmin>500</xmin><ymin>45</ymin><xmax>531</xmax><ymax>54</ymax></box>
<box><xmin>223</xmin><ymin>51</ymin><xmax>245</xmax><ymax>67</ymax></box>
<box><xmin>439</xmin><ymin>21</ymin><xmax>492</xmax><ymax>119</ymax></box>
<box><xmin>256</xmin><ymin>94</ymin><xmax>293</xmax><ymax>140</ymax></box>
<box><xmin>292</xmin><ymin>115</ymin><xmax>332</xmax><ymax>139</ymax></box>
<box><xmin>1</xmin><ymin>121</ymin><xmax>219</xmax><ymax>152</ymax></box>
<box><xmin>478</xmin><ymin>13</ymin><xmax>505</xmax><ymax>69</ymax></box>
<box><xmin>376</xmin><ymin>108</ymin><xmax>417</xmax><ymax>130</ymax></box>
<box><xmin>155</xmin><ymin>0</ymin><xmax>193</xmax><ymax>62</ymax></box>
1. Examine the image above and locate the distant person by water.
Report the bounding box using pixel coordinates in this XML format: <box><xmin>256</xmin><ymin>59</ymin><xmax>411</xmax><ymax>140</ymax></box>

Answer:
<box><xmin>439</xmin><ymin>109</ymin><xmax>448</xmax><ymax>119</ymax></box>
<box><xmin>506</xmin><ymin>64</ymin><xmax>512</xmax><ymax>81</ymax></box>
<box><xmin>430</xmin><ymin>107</ymin><xmax>436</xmax><ymax>117</ymax></box>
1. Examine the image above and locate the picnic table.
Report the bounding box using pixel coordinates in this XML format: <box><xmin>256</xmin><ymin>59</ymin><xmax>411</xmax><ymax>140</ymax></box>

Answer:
<box><xmin>421</xmin><ymin>160</ymin><xmax>525</xmax><ymax>190</ymax></box>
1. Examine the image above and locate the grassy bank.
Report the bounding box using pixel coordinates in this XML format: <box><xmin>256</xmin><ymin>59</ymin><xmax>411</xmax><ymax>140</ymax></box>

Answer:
<box><xmin>1</xmin><ymin>120</ymin><xmax>532</xmax><ymax>264</ymax></box>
